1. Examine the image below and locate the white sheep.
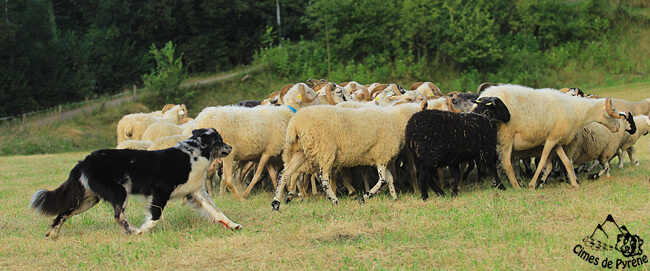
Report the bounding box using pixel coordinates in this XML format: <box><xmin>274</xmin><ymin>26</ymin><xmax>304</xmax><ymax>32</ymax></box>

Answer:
<box><xmin>147</xmin><ymin>134</ymin><xmax>191</xmax><ymax>151</ymax></box>
<box><xmin>537</xmin><ymin>113</ymin><xmax>635</xmax><ymax>185</ymax></box>
<box><xmin>312</xmin><ymin>82</ymin><xmax>354</xmax><ymax>105</ymax></box>
<box><xmin>271</xmin><ymin>103</ymin><xmax>421</xmax><ymax>211</ymax></box>
<box><xmin>478</xmin><ymin>84</ymin><xmax>626</xmax><ymax>189</ymax></box>
<box><xmin>616</xmin><ymin>115</ymin><xmax>650</xmax><ymax>169</ymax></box>
<box><xmin>116</xmin><ymin>104</ymin><xmax>188</xmax><ymax>144</ymax></box>
<box><xmin>409</xmin><ymin>82</ymin><xmax>443</xmax><ymax>98</ymax></box>
<box><xmin>612</xmin><ymin>98</ymin><xmax>650</xmax><ymax>116</ymax></box>
<box><xmin>340</xmin><ymin>81</ymin><xmax>372</xmax><ymax>102</ymax></box>
<box><xmin>141</xmin><ymin>122</ymin><xmax>184</xmax><ymax>142</ymax></box>
<box><xmin>115</xmin><ymin>139</ymin><xmax>153</xmax><ymax>150</ymax></box>
<box><xmin>193</xmin><ymin>83</ymin><xmax>321</xmax><ymax>199</ymax></box>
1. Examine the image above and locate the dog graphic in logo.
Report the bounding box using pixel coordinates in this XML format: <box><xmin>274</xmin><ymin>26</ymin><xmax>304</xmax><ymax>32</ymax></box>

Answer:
<box><xmin>583</xmin><ymin>215</ymin><xmax>644</xmax><ymax>257</ymax></box>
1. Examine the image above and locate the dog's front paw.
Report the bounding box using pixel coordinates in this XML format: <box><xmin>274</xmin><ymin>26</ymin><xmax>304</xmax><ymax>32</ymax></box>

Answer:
<box><xmin>230</xmin><ymin>223</ymin><xmax>243</xmax><ymax>231</ymax></box>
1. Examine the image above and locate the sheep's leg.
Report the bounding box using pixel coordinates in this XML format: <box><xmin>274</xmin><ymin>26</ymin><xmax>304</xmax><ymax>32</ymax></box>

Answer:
<box><xmin>461</xmin><ymin>161</ymin><xmax>475</xmax><ymax>183</ymax></box>
<box><xmin>554</xmin><ymin>145</ymin><xmax>579</xmax><ymax>188</ymax></box>
<box><xmin>296</xmin><ymin>173</ymin><xmax>308</xmax><ymax>199</ymax></box>
<box><xmin>537</xmin><ymin>160</ymin><xmax>555</xmax><ymax>188</ymax></box>
<box><xmin>588</xmin><ymin>160</ymin><xmax>610</xmax><ymax>180</ymax></box>
<box><xmin>340</xmin><ymin>168</ymin><xmax>356</xmax><ymax>196</ymax></box>
<box><xmin>450</xmin><ymin>164</ymin><xmax>463</xmax><ymax>196</ymax></box>
<box><xmin>318</xmin><ymin>168</ymin><xmax>339</xmax><ymax>205</ymax></box>
<box><xmin>500</xmin><ymin>139</ymin><xmax>521</xmax><ymax>188</ymax></box>
<box><xmin>221</xmin><ymin>158</ymin><xmax>244</xmax><ymax>200</ymax></box>
<box><xmin>422</xmin><ymin>166</ymin><xmax>445</xmax><ymax>199</ymax></box>
<box><xmin>629</xmin><ymin>147</ymin><xmax>639</xmax><ymax>166</ymax></box>
<box><xmin>486</xmin><ymin>160</ymin><xmax>506</xmax><ymax>191</ymax></box>
<box><xmin>271</xmin><ymin>152</ymin><xmax>306</xmax><ymax>211</ymax></box>
<box><xmin>360</xmin><ymin>168</ymin><xmax>372</xmax><ymax>192</ymax></box>
<box><xmin>528</xmin><ymin>141</ymin><xmax>557</xmax><ymax>189</ymax></box>
<box><xmin>285</xmin><ymin>173</ymin><xmax>301</xmax><ymax>203</ymax></box>
<box><xmin>387</xmin><ymin>162</ymin><xmax>398</xmax><ymax>200</ymax></box>
<box><xmin>622</xmin><ymin>147</ymin><xmax>639</xmax><ymax>167</ymax></box>
<box><xmin>615</xmin><ymin>149</ymin><xmax>624</xmax><ymax>169</ymax></box>
<box><xmin>310</xmin><ymin>174</ymin><xmax>318</xmax><ymax>195</ymax></box>
<box><xmin>437</xmin><ymin>167</ymin><xmax>445</xmax><ymax>189</ymax></box>
<box><xmin>417</xmin><ymin>166</ymin><xmax>431</xmax><ymax>200</ymax></box>
<box><xmin>400</xmin><ymin>150</ymin><xmax>419</xmax><ymax>194</ymax></box>
<box><xmin>265</xmin><ymin>162</ymin><xmax>279</xmax><ymax>188</ymax></box>
<box><xmin>242</xmin><ymin>154</ymin><xmax>272</xmax><ymax>198</ymax></box>
<box><xmin>590</xmin><ymin>155</ymin><xmax>612</xmax><ymax>179</ymax></box>
<box><xmin>364</xmin><ymin>164</ymin><xmax>389</xmax><ymax>200</ymax></box>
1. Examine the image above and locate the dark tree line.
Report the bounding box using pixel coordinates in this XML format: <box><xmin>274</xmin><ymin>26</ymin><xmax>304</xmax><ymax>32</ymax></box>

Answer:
<box><xmin>0</xmin><ymin>0</ymin><xmax>308</xmax><ymax>116</ymax></box>
<box><xmin>1</xmin><ymin>0</ymin><xmax>646</xmax><ymax>117</ymax></box>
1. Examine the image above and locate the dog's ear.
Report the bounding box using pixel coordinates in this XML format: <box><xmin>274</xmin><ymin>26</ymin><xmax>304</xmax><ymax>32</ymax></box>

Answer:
<box><xmin>192</xmin><ymin>128</ymin><xmax>207</xmax><ymax>137</ymax></box>
<box><xmin>199</xmin><ymin>129</ymin><xmax>219</xmax><ymax>149</ymax></box>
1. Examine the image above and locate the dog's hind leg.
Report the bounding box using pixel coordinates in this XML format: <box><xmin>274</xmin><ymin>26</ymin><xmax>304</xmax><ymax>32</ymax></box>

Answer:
<box><xmin>108</xmin><ymin>188</ymin><xmax>140</xmax><ymax>235</ymax></box>
<box><xmin>46</xmin><ymin>193</ymin><xmax>100</xmax><ymax>239</ymax></box>
<box><xmin>185</xmin><ymin>190</ymin><xmax>242</xmax><ymax>230</ymax></box>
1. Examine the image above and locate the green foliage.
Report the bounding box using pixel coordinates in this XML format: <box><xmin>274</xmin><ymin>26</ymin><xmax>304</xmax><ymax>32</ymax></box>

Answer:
<box><xmin>142</xmin><ymin>41</ymin><xmax>191</xmax><ymax>104</ymax></box>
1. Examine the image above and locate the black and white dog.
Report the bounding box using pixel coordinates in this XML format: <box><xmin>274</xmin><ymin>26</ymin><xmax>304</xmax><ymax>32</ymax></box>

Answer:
<box><xmin>30</xmin><ymin>128</ymin><xmax>242</xmax><ymax>238</ymax></box>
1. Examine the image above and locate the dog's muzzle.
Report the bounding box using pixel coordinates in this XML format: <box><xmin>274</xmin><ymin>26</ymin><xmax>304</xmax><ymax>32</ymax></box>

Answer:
<box><xmin>219</xmin><ymin>144</ymin><xmax>232</xmax><ymax>157</ymax></box>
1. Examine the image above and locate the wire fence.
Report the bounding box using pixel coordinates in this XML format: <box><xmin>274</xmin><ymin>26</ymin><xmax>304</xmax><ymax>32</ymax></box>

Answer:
<box><xmin>0</xmin><ymin>64</ymin><xmax>262</xmax><ymax>129</ymax></box>
<box><xmin>0</xmin><ymin>85</ymin><xmax>151</xmax><ymax>129</ymax></box>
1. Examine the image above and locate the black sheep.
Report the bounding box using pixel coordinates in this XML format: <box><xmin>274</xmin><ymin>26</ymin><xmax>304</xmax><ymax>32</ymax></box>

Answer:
<box><xmin>235</xmin><ymin>100</ymin><xmax>262</xmax><ymax>107</ymax></box>
<box><xmin>406</xmin><ymin>96</ymin><xmax>510</xmax><ymax>200</ymax></box>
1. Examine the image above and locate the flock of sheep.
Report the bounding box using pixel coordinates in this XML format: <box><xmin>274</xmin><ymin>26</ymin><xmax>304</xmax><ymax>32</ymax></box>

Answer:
<box><xmin>115</xmin><ymin>80</ymin><xmax>650</xmax><ymax>210</ymax></box>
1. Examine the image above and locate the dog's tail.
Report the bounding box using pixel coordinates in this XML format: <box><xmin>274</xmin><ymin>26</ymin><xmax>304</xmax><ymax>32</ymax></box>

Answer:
<box><xmin>29</xmin><ymin>162</ymin><xmax>86</xmax><ymax>216</ymax></box>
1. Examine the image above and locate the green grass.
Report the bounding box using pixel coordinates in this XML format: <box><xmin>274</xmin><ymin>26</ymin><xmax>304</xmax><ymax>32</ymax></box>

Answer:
<box><xmin>1</xmin><ymin>146</ymin><xmax>649</xmax><ymax>269</ymax></box>
<box><xmin>1</xmin><ymin>81</ymin><xmax>650</xmax><ymax>269</ymax></box>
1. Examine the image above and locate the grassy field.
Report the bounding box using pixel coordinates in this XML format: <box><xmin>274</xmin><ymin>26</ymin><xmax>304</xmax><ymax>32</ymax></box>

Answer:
<box><xmin>1</xmin><ymin>83</ymin><xmax>649</xmax><ymax>270</ymax></box>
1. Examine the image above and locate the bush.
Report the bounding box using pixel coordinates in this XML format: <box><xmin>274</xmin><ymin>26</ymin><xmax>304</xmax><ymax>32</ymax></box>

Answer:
<box><xmin>142</xmin><ymin>41</ymin><xmax>192</xmax><ymax>104</ymax></box>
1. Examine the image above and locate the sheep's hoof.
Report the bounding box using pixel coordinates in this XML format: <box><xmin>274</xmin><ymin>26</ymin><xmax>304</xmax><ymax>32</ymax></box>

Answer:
<box><xmin>271</xmin><ymin>200</ymin><xmax>280</xmax><ymax>212</ymax></box>
<box><xmin>495</xmin><ymin>183</ymin><xmax>506</xmax><ymax>191</ymax></box>
<box><xmin>421</xmin><ymin>196</ymin><xmax>428</xmax><ymax>201</ymax></box>
<box><xmin>284</xmin><ymin>192</ymin><xmax>294</xmax><ymax>204</ymax></box>
<box><xmin>363</xmin><ymin>192</ymin><xmax>373</xmax><ymax>199</ymax></box>
<box><xmin>331</xmin><ymin>199</ymin><xmax>339</xmax><ymax>206</ymax></box>
<box><xmin>358</xmin><ymin>196</ymin><xmax>365</xmax><ymax>204</ymax></box>
<box><xmin>588</xmin><ymin>173</ymin><xmax>600</xmax><ymax>180</ymax></box>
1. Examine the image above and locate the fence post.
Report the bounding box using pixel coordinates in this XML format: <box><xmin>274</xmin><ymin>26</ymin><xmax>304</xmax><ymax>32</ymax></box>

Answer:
<box><xmin>133</xmin><ymin>85</ymin><xmax>137</xmax><ymax>101</ymax></box>
<box><xmin>22</xmin><ymin>113</ymin><xmax>26</xmax><ymax>129</ymax></box>
<box><xmin>59</xmin><ymin>104</ymin><xmax>62</xmax><ymax>121</ymax></box>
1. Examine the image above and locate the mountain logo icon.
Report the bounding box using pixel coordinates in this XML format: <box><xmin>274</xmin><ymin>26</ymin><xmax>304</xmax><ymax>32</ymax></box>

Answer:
<box><xmin>583</xmin><ymin>214</ymin><xmax>644</xmax><ymax>257</ymax></box>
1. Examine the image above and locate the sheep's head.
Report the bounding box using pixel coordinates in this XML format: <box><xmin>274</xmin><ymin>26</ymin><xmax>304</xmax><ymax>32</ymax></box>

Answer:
<box><xmin>472</xmin><ymin>97</ymin><xmax>511</xmax><ymax>123</ymax></box>
<box><xmin>161</xmin><ymin>104</ymin><xmax>187</xmax><ymax>124</ymax></box>
<box><xmin>451</xmin><ymin>93</ymin><xmax>480</xmax><ymax>112</ymax></box>
<box><xmin>375</xmin><ymin>84</ymin><xmax>407</xmax><ymax>106</ymax></box>
<box><xmin>342</xmin><ymin>81</ymin><xmax>372</xmax><ymax>102</ymax></box>
<box><xmin>559</xmin><ymin>87</ymin><xmax>585</xmax><ymax>97</ymax></box>
<box><xmin>367</xmin><ymin>83</ymin><xmax>389</xmax><ymax>100</ymax></box>
<box><xmin>410</xmin><ymin>82</ymin><xmax>443</xmax><ymax>98</ymax></box>
<box><xmin>280</xmin><ymin>83</ymin><xmax>320</xmax><ymax>109</ymax></box>
<box><xmin>595</xmin><ymin>97</ymin><xmax>624</xmax><ymax>133</ymax></box>
<box><xmin>619</xmin><ymin>111</ymin><xmax>637</xmax><ymax>135</ymax></box>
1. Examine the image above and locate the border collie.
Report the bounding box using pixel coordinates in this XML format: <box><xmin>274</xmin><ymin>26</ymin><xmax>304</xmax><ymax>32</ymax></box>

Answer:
<box><xmin>30</xmin><ymin>128</ymin><xmax>242</xmax><ymax>238</ymax></box>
